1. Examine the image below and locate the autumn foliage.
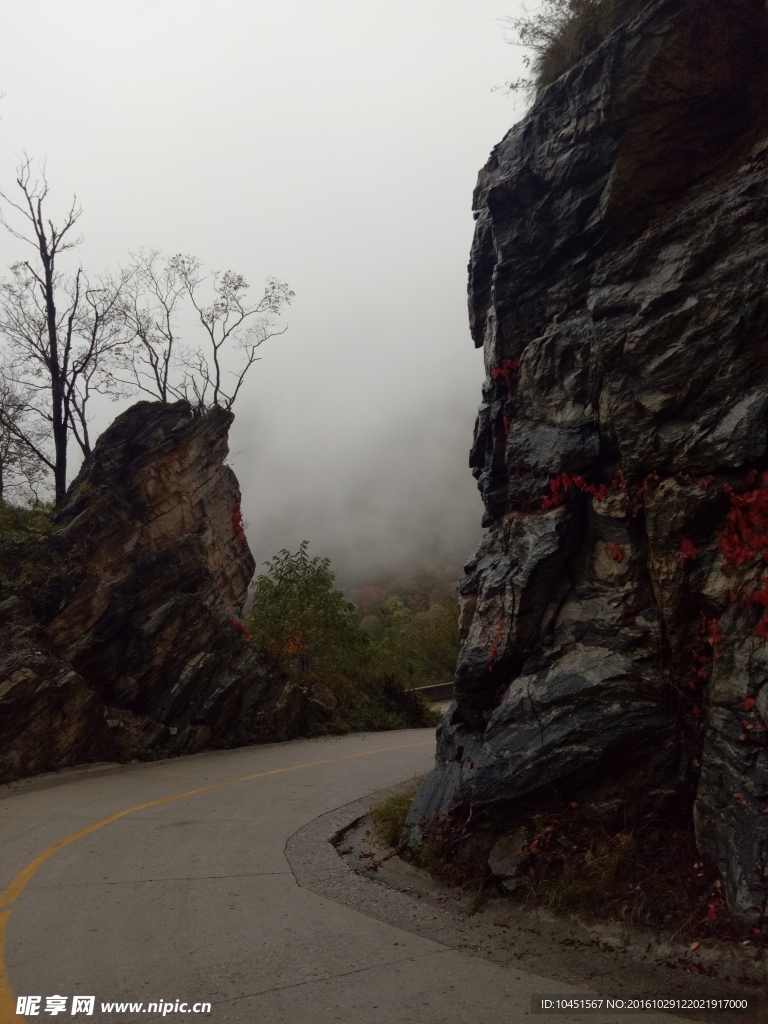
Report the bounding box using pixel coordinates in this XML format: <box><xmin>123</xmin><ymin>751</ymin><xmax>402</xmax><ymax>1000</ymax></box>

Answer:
<box><xmin>679</xmin><ymin>537</ymin><xmax>698</xmax><ymax>567</ymax></box>
<box><xmin>539</xmin><ymin>469</ymin><xmax>623</xmax><ymax>510</ymax></box>
<box><xmin>231</xmin><ymin>502</ymin><xmax>248</xmax><ymax>549</ymax></box>
<box><xmin>228</xmin><ymin>618</ymin><xmax>252</xmax><ymax>642</ymax></box>
<box><xmin>717</xmin><ymin>472</ymin><xmax>768</xmax><ymax>640</ymax></box>
<box><xmin>492</xmin><ymin>357</ymin><xmax>520</xmax><ymax>396</ymax></box>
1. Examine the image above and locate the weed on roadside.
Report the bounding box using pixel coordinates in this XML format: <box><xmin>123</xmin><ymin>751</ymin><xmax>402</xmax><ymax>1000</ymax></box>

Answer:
<box><xmin>370</xmin><ymin>788</ymin><xmax>419</xmax><ymax>848</ymax></box>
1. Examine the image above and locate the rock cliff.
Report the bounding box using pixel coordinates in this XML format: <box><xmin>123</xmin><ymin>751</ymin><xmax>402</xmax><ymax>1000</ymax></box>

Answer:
<box><xmin>0</xmin><ymin>401</ymin><xmax>286</xmax><ymax>777</ymax></box>
<box><xmin>408</xmin><ymin>0</ymin><xmax>768</xmax><ymax>929</ymax></box>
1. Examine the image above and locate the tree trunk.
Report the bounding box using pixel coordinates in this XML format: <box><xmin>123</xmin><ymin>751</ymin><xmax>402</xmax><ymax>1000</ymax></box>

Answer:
<box><xmin>42</xmin><ymin>255</ymin><xmax>67</xmax><ymax>505</ymax></box>
<box><xmin>52</xmin><ymin>409</ymin><xmax>67</xmax><ymax>505</ymax></box>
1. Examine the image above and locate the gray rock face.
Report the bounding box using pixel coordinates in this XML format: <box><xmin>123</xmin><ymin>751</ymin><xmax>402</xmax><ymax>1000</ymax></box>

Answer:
<box><xmin>408</xmin><ymin>0</ymin><xmax>768</xmax><ymax>929</ymax></box>
<box><xmin>488</xmin><ymin>828</ymin><xmax>531</xmax><ymax>888</ymax></box>
<box><xmin>0</xmin><ymin>401</ymin><xmax>293</xmax><ymax>777</ymax></box>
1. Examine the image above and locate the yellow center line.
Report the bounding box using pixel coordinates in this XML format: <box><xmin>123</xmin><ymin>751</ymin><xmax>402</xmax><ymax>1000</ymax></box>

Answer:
<box><xmin>0</xmin><ymin>740</ymin><xmax>432</xmax><ymax>1022</ymax></box>
<box><xmin>0</xmin><ymin>914</ymin><xmax>12</xmax><ymax>1022</ymax></box>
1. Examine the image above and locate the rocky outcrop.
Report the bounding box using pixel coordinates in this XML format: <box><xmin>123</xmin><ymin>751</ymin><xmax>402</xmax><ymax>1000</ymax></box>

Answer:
<box><xmin>408</xmin><ymin>0</ymin><xmax>768</xmax><ymax>929</ymax></box>
<box><xmin>0</xmin><ymin>401</ymin><xmax>289</xmax><ymax>778</ymax></box>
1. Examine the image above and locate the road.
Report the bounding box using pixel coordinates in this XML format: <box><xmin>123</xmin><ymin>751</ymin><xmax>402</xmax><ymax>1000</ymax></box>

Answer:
<box><xmin>0</xmin><ymin>729</ymin><xmax>696</xmax><ymax>1024</ymax></box>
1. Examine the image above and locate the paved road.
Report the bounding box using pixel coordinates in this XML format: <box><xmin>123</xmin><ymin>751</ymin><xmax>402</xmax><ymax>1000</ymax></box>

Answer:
<box><xmin>0</xmin><ymin>730</ymin><xmax>692</xmax><ymax>1024</ymax></box>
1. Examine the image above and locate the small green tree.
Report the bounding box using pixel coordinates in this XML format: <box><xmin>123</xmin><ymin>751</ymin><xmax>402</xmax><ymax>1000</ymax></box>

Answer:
<box><xmin>244</xmin><ymin>545</ymin><xmax>442</xmax><ymax>734</ymax></box>
<box><xmin>247</xmin><ymin>541</ymin><xmax>358</xmax><ymax>674</ymax></box>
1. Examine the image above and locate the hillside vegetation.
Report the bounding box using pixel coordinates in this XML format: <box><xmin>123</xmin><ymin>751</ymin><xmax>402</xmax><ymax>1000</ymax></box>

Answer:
<box><xmin>0</xmin><ymin>502</ymin><xmax>78</xmax><ymax>619</ymax></box>
<box><xmin>245</xmin><ymin>542</ymin><xmax>453</xmax><ymax>735</ymax></box>
<box><xmin>506</xmin><ymin>0</ymin><xmax>650</xmax><ymax>91</ymax></box>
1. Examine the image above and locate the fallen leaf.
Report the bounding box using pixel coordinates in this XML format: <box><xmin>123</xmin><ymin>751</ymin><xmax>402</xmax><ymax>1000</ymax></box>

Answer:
<box><xmin>690</xmin><ymin>941</ymin><xmax>700</xmax><ymax>951</ymax></box>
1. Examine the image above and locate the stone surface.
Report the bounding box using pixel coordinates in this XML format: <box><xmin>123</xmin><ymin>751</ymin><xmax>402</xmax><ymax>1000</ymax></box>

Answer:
<box><xmin>408</xmin><ymin>0</ymin><xmax>768</xmax><ymax>930</ymax></box>
<box><xmin>487</xmin><ymin>828</ymin><xmax>531</xmax><ymax>883</ymax></box>
<box><xmin>0</xmin><ymin>401</ymin><xmax>294</xmax><ymax>777</ymax></box>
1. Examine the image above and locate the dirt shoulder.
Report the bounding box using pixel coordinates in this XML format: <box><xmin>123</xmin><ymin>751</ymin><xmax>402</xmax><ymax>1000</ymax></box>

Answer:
<box><xmin>286</xmin><ymin>779</ymin><xmax>766</xmax><ymax>1024</ymax></box>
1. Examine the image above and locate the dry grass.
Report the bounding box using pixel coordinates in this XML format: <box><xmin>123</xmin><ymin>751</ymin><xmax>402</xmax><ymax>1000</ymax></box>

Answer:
<box><xmin>511</xmin><ymin>808</ymin><xmax>723</xmax><ymax>937</ymax></box>
<box><xmin>505</xmin><ymin>0</ymin><xmax>651</xmax><ymax>92</ymax></box>
<box><xmin>372</xmin><ymin>778</ymin><xmax>762</xmax><ymax>944</ymax></box>
<box><xmin>405</xmin><ymin>802</ymin><xmax>760</xmax><ymax>944</ymax></box>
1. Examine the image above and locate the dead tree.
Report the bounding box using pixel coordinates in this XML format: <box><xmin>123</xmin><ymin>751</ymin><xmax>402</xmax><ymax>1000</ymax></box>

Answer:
<box><xmin>0</xmin><ymin>159</ymin><xmax>128</xmax><ymax>504</ymax></box>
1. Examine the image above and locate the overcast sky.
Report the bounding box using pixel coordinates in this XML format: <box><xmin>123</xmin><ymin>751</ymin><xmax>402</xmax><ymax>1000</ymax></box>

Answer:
<box><xmin>0</xmin><ymin>0</ymin><xmax>529</xmax><ymax>590</ymax></box>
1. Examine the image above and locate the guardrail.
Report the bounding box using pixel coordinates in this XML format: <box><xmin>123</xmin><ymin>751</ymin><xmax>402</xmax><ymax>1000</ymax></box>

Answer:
<box><xmin>413</xmin><ymin>682</ymin><xmax>455</xmax><ymax>703</ymax></box>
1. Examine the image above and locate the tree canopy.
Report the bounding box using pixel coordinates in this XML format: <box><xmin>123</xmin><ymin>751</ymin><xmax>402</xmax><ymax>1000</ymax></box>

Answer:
<box><xmin>248</xmin><ymin>541</ymin><xmax>359</xmax><ymax>674</ymax></box>
<box><xmin>244</xmin><ymin>543</ymin><xmax>456</xmax><ymax>733</ymax></box>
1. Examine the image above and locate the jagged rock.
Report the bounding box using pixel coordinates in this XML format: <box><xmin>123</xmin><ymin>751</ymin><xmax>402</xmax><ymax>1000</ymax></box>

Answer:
<box><xmin>0</xmin><ymin>401</ymin><xmax>290</xmax><ymax>776</ymax></box>
<box><xmin>0</xmin><ymin>647</ymin><xmax>112</xmax><ymax>779</ymax></box>
<box><xmin>408</xmin><ymin>0</ymin><xmax>768</xmax><ymax>930</ymax></box>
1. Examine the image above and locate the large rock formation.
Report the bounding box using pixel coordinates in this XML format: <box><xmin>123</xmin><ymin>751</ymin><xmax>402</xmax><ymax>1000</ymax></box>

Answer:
<box><xmin>409</xmin><ymin>0</ymin><xmax>768</xmax><ymax>929</ymax></box>
<box><xmin>0</xmin><ymin>401</ymin><xmax>287</xmax><ymax>777</ymax></box>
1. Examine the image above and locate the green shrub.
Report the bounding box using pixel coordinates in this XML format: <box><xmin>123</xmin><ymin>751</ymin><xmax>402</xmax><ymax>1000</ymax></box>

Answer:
<box><xmin>504</xmin><ymin>0</ymin><xmax>650</xmax><ymax>92</ymax></box>
<box><xmin>0</xmin><ymin>500</ymin><xmax>87</xmax><ymax>619</ymax></box>
<box><xmin>1</xmin><ymin>501</ymin><xmax>56</xmax><ymax>603</ymax></box>
<box><xmin>0</xmin><ymin>499</ymin><xmax>54</xmax><ymax>540</ymax></box>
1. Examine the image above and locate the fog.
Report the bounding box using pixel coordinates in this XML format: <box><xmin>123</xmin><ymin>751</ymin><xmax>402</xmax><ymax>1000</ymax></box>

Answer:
<box><xmin>0</xmin><ymin>0</ymin><xmax>528</xmax><ymax>590</ymax></box>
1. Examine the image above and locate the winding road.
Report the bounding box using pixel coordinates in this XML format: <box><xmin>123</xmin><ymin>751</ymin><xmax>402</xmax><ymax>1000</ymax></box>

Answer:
<box><xmin>0</xmin><ymin>730</ymin><xmax>702</xmax><ymax>1023</ymax></box>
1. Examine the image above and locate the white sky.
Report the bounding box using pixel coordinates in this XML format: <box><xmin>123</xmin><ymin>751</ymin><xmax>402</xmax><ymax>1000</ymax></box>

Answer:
<box><xmin>0</xmin><ymin>0</ymin><xmax>529</xmax><ymax>589</ymax></box>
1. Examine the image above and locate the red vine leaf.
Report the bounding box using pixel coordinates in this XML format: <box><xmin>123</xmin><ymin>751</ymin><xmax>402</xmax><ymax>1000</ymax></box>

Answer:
<box><xmin>605</xmin><ymin>541</ymin><xmax>625</xmax><ymax>563</ymax></box>
<box><xmin>680</xmin><ymin>537</ymin><xmax>699</xmax><ymax>566</ymax></box>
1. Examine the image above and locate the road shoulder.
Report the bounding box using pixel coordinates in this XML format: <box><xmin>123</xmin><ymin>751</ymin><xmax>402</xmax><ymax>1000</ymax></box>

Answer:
<box><xmin>286</xmin><ymin>782</ymin><xmax>766</xmax><ymax>1024</ymax></box>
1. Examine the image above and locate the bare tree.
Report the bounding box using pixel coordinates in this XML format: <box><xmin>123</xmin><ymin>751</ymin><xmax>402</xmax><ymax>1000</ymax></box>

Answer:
<box><xmin>0</xmin><ymin>160</ymin><xmax>293</xmax><ymax>505</ymax></box>
<box><xmin>0</xmin><ymin>159</ymin><xmax>129</xmax><ymax>504</ymax></box>
<box><xmin>120</xmin><ymin>251</ymin><xmax>294</xmax><ymax>413</ymax></box>
<box><xmin>117</xmin><ymin>249</ymin><xmax>185</xmax><ymax>403</ymax></box>
<box><xmin>0</xmin><ymin>365</ymin><xmax>49</xmax><ymax>503</ymax></box>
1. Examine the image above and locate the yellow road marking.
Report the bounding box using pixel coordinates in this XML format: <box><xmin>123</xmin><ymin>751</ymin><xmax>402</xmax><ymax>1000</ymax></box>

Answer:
<box><xmin>0</xmin><ymin>914</ymin><xmax>12</xmax><ymax>1022</ymax></box>
<box><xmin>0</xmin><ymin>740</ymin><xmax>432</xmax><ymax>1022</ymax></box>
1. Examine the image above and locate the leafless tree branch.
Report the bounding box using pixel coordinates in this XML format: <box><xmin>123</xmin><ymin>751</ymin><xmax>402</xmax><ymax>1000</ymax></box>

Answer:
<box><xmin>0</xmin><ymin>159</ymin><xmax>128</xmax><ymax>502</ymax></box>
<box><xmin>123</xmin><ymin>252</ymin><xmax>294</xmax><ymax>412</ymax></box>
